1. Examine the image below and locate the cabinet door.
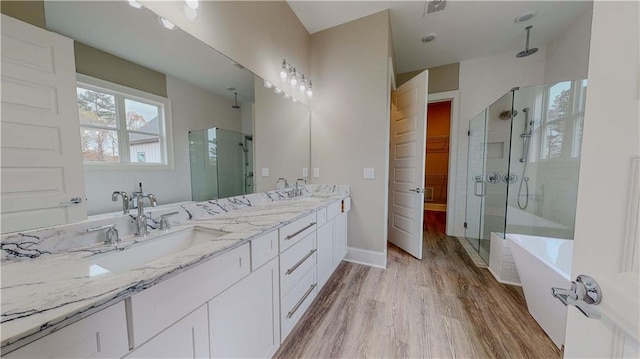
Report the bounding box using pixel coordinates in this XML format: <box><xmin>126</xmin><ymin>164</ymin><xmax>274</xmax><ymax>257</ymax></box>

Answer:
<box><xmin>4</xmin><ymin>302</ymin><xmax>128</xmax><ymax>359</ymax></box>
<box><xmin>333</xmin><ymin>212</ymin><xmax>348</xmax><ymax>267</ymax></box>
<box><xmin>209</xmin><ymin>257</ymin><xmax>280</xmax><ymax>358</ymax></box>
<box><xmin>125</xmin><ymin>305</ymin><xmax>209</xmax><ymax>359</ymax></box>
<box><xmin>316</xmin><ymin>221</ymin><xmax>334</xmax><ymax>288</ymax></box>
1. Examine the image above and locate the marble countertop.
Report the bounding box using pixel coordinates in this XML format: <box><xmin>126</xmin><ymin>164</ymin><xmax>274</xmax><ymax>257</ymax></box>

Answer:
<box><xmin>1</xmin><ymin>190</ymin><xmax>347</xmax><ymax>351</ymax></box>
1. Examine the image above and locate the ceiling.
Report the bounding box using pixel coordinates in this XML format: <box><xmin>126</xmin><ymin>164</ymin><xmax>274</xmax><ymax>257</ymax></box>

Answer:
<box><xmin>288</xmin><ymin>1</ymin><xmax>592</xmax><ymax>74</ymax></box>
<box><xmin>43</xmin><ymin>1</ymin><xmax>255</xmax><ymax>103</ymax></box>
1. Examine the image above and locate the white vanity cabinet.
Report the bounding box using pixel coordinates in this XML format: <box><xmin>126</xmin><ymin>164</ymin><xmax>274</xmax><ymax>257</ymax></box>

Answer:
<box><xmin>317</xmin><ymin>199</ymin><xmax>350</xmax><ymax>288</ymax></box>
<box><xmin>208</xmin><ymin>257</ymin><xmax>280</xmax><ymax>358</ymax></box>
<box><xmin>4</xmin><ymin>302</ymin><xmax>128</xmax><ymax>359</ymax></box>
<box><xmin>128</xmin><ymin>244</ymin><xmax>250</xmax><ymax>347</ymax></box>
<box><xmin>124</xmin><ymin>305</ymin><xmax>209</xmax><ymax>359</ymax></box>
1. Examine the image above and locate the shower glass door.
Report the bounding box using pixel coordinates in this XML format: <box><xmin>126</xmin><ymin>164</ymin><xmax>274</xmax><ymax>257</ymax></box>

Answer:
<box><xmin>465</xmin><ymin>110</ymin><xmax>488</xmax><ymax>252</ymax></box>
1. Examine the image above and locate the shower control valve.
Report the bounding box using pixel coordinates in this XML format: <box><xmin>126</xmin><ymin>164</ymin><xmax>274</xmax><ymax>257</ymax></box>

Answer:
<box><xmin>486</xmin><ymin>172</ymin><xmax>501</xmax><ymax>184</ymax></box>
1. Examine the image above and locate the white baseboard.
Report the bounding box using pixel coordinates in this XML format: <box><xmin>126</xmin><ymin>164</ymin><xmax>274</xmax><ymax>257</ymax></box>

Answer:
<box><xmin>488</xmin><ymin>267</ymin><xmax>522</xmax><ymax>287</ymax></box>
<box><xmin>344</xmin><ymin>247</ymin><xmax>387</xmax><ymax>269</ymax></box>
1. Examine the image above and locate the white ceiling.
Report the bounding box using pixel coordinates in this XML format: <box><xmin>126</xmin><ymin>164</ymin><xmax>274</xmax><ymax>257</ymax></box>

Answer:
<box><xmin>43</xmin><ymin>1</ymin><xmax>255</xmax><ymax>103</ymax></box>
<box><xmin>288</xmin><ymin>1</ymin><xmax>592</xmax><ymax>73</ymax></box>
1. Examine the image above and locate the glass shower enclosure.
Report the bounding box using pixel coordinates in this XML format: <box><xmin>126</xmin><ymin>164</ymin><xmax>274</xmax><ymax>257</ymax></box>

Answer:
<box><xmin>189</xmin><ymin>128</ymin><xmax>254</xmax><ymax>201</ymax></box>
<box><xmin>465</xmin><ymin>79</ymin><xmax>588</xmax><ymax>264</ymax></box>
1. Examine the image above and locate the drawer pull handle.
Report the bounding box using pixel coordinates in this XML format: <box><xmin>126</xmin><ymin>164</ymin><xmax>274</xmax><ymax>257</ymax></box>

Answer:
<box><xmin>285</xmin><ymin>222</ymin><xmax>316</xmax><ymax>240</ymax></box>
<box><xmin>287</xmin><ymin>283</ymin><xmax>317</xmax><ymax>319</ymax></box>
<box><xmin>286</xmin><ymin>249</ymin><xmax>317</xmax><ymax>275</ymax></box>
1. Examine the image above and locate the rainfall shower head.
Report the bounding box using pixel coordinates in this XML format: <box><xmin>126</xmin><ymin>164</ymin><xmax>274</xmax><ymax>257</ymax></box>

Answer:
<box><xmin>499</xmin><ymin>109</ymin><xmax>518</xmax><ymax>120</ymax></box>
<box><xmin>232</xmin><ymin>92</ymin><xmax>241</xmax><ymax>109</ymax></box>
<box><xmin>516</xmin><ymin>26</ymin><xmax>539</xmax><ymax>58</ymax></box>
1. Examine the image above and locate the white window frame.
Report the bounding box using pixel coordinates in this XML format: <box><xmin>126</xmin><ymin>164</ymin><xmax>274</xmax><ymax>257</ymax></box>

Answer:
<box><xmin>539</xmin><ymin>80</ymin><xmax>586</xmax><ymax>161</ymax></box>
<box><xmin>76</xmin><ymin>74</ymin><xmax>174</xmax><ymax>170</ymax></box>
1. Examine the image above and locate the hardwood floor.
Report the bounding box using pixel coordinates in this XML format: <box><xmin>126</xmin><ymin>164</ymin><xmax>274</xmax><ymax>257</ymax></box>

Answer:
<box><xmin>274</xmin><ymin>230</ymin><xmax>561</xmax><ymax>358</ymax></box>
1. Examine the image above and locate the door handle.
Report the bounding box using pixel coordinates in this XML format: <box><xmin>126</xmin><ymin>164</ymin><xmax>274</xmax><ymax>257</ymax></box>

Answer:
<box><xmin>473</xmin><ymin>174</ymin><xmax>485</xmax><ymax>197</ymax></box>
<box><xmin>408</xmin><ymin>188</ymin><xmax>423</xmax><ymax>193</ymax></box>
<box><xmin>551</xmin><ymin>274</ymin><xmax>601</xmax><ymax>319</ymax></box>
<box><xmin>59</xmin><ymin>197</ymin><xmax>83</xmax><ymax>206</ymax></box>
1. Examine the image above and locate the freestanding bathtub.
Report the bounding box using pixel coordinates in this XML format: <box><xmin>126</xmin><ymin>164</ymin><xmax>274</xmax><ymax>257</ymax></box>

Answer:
<box><xmin>507</xmin><ymin>233</ymin><xmax>573</xmax><ymax>348</ymax></box>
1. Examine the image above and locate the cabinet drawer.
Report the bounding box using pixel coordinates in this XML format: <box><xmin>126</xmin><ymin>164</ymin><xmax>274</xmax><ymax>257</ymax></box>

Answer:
<box><xmin>326</xmin><ymin>200</ymin><xmax>341</xmax><ymax>221</ymax></box>
<box><xmin>4</xmin><ymin>302</ymin><xmax>128</xmax><ymax>359</ymax></box>
<box><xmin>279</xmin><ymin>213</ymin><xmax>316</xmax><ymax>252</ymax></box>
<box><xmin>281</xmin><ymin>267</ymin><xmax>318</xmax><ymax>341</ymax></box>
<box><xmin>316</xmin><ymin>207</ymin><xmax>327</xmax><ymax>226</ymax></box>
<box><xmin>250</xmin><ymin>230</ymin><xmax>278</xmax><ymax>271</ymax></box>
<box><xmin>129</xmin><ymin>244</ymin><xmax>250</xmax><ymax>347</ymax></box>
<box><xmin>280</xmin><ymin>231</ymin><xmax>316</xmax><ymax>297</ymax></box>
<box><xmin>124</xmin><ymin>305</ymin><xmax>209</xmax><ymax>359</ymax></box>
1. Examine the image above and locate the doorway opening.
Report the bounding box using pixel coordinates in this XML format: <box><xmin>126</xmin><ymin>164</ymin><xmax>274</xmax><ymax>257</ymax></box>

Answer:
<box><xmin>424</xmin><ymin>100</ymin><xmax>451</xmax><ymax>234</ymax></box>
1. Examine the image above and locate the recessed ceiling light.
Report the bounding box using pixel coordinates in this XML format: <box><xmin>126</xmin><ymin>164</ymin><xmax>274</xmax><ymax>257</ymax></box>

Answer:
<box><xmin>157</xmin><ymin>16</ymin><xmax>177</xmax><ymax>30</ymax></box>
<box><xmin>421</xmin><ymin>33</ymin><xmax>437</xmax><ymax>43</ymax></box>
<box><xmin>128</xmin><ymin>0</ymin><xmax>143</xmax><ymax>9</ymax></box>
<box><xmin>515</xmin><ymin>12</ymin><xmax>536</xmax><ymax>23</ymax></box>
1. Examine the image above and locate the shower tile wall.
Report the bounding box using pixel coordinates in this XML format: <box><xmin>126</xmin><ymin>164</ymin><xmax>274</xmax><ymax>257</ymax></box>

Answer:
<box><xmin>489</xmin><ymin>232</ymin><xmax>521</xmax><ymax>285</ymax></box>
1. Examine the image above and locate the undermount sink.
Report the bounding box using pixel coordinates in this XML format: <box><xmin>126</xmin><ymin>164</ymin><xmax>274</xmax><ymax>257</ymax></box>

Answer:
<box><xmin>92</xmin><ymin>226</ymin><xmax>229</xmax><ymax>273</ymax></box>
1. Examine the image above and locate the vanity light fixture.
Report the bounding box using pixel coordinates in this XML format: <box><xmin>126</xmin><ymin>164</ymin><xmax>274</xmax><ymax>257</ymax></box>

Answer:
<box><xmin>279</xmin><ymin>59</ymin><xmax>313</xmax><ymax>98</ymax></box>
<box><xmin>274</xmin><ymin>87</ymin><xmax>283</xmax><ymax>94</ymax></box>
<box><xmin>263</xmin><ymin>80</ymin><xmax>273</xmax><ymax>89</ymax></box>
<box><xmin>128</xmin><ymin>0</ymin><xmax>143</xmax><ymax>9</ymax></box>
<box><xmin>298</xmin><ymin>75</ymin><xmax>306</xmax><ymax>92</ymax></box>
<box><xmin>158</xmin><ymin>16</ymin><xmax>177</xmax><ymax>30</ymax></box>
<box><xmin>289</xmin><ymin>68</ymin><xmax>298</xmax><ymax>87</ymax></box>
<box><xmin>283</xmin><ymin>93</ymin><xmax>291</xmax><ymax>99</ymax></box>
<box><xmin>280</xmin><ymin>60</ymin><xmax>288</xmax><ymax>81</ymax></box>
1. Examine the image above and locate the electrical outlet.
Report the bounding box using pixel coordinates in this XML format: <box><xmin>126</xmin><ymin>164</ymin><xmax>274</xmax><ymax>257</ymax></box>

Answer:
<box><xmin>261</xmin><ymin>168</ymin><xmax>269</xmax><ymax>177</ymax></box>
<box><xmin>302</xmin><ymin>168</ymin><xmax>309</xmax><ymax>177</ymax></box>
<box><xmin>313</xmin><ymin>168</ymin><xmax>320</xmax><ymax>178</ymax></box>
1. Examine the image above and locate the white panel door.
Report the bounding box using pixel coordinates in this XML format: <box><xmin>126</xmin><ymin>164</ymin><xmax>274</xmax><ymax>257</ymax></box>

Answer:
<box><xmin>388</xmin><ymin>70</ymin><xmax>428</xmax><ymax>259</ymax></box>
<box><xmin>562</xmin><ymin>2</ymin><xmax>639</xmax><ymax>357</ymax></box>
<box><xmin>1</xmin><ymin>14</ymin><xmax>86</xmax><ymax>234</ymax></box>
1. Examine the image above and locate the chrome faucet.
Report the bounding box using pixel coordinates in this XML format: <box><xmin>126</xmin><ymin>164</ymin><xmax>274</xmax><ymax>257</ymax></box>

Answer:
<box><xmin>87</xmin><ymin>224</ymin><xmax>120</xmax><ymax>245</ymax></box>
<box><xmin>133</xmin><ymin>193</ymin><xmax>157</xmax><ymax>236</ymax></box>
<box><xmin>112</xmin><ymin>191</ymin><xmax>129</xmax><ymax>214</ymax></box>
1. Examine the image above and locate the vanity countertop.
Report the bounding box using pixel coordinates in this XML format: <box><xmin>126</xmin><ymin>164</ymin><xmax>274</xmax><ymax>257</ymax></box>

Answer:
<box><xmin>0</xmin><ymin>192</ymin><xmax>347</xmax><ymax>351</ymax></box>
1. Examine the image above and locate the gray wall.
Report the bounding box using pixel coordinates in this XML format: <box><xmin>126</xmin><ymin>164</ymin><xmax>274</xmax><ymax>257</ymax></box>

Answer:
<box><xmin>396</xmin><ymin>63</ymin><xmax>460</xmax><ymax>93</ymax></box>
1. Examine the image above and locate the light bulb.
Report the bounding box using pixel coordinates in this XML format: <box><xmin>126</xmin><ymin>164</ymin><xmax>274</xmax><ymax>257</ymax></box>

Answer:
<box><xmin>283</xmin><ymin>93</ymin><xmax>291</xmax><ymax>99</ymax></box>
<box><xmin>298</xmin><ymin>75</ymin><xmax>306</xmax><ymax>92</ymax></box>
<box><xmin>185</xmin><ymin>0</ymin><xmax>199</xmax><ymax>10</ymax></box>
<box><xmin>128</xmin><ymin>0</ymin><xmax>143</xmax><ymax>9</ymax></box>
<box><xmin>289</xmin><ymin>68</ymin><xmax>297</xmax><ymax>87</ymax></box>
<box><xmin>292</xmin><ymin>97</ymin><xmax>298</xmax><ymax>103</ymax></box>
<box><xmin>263</xmin><ymin>80</ymin><xmax>273</xmax><ymax>89</ymax></box>
<box><xmin>279</xmin><ymin>60</ymin><xmax>288</xmax><ymax>81</ymax></box>
<box><xmin>274</xmin><ymin>87</ymin><xmax>283</xmax><ymax>94</ymax></box>
<box><xmin>306</xmin><ymin>81</ymin><xmax>313</xmax><ymax>98</ymax></box>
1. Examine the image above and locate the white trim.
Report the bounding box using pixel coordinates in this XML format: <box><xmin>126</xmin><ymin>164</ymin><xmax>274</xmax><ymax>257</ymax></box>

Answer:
<box><xmin>345</xmin><ymin>247</ymin><xmax>387</xmax><ymax>269</ymax></box>
<box><xmin>76</xmin><ymin>74</ymin><xmax>175</xmax><ymax>171</ymax></box>
<box><xmin>427</xmin><ymin>90</ymin><xmax>460</xmax><ymax>237</ymax></box>
<box><xmin>487</xmin><ymin>267</ymin><xmax>522</xmax><ymax>287</ymax></box>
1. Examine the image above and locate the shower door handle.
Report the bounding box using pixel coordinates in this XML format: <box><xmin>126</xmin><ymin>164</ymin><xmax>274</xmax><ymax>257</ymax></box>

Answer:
<box><xmin>473</xmin><ymin>174</ymin><xmax>485</xmax><ymax>197</ymax></box>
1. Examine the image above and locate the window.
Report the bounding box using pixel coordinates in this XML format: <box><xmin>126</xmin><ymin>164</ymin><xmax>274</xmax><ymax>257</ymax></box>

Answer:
<box><xmin>540</xmin><ymin>79</ymin><xmax>587</xmax><ymax>160</ymax></box>
<box><xmin>76</xmin><ymin>74</ymin><xmax>172</xmax><ymax>168</ymax></box>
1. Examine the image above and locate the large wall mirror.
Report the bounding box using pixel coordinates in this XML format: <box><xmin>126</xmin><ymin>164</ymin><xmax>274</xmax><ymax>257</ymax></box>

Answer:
<box><xmin>38</xmin><ymin>0</ymin><xmax>310</xmax><ymax>217</ymax></box>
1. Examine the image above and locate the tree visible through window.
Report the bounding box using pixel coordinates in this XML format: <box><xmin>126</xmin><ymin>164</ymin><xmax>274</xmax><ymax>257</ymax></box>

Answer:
<box><xmin>77</xmin><ymin>76</ymin><xmax>170</xmax><ymax>167</ymax></box>
<box><xmin>540</xmin><ymin>80</ymin><xmax>586</xmax><ymax>160</ymax></box>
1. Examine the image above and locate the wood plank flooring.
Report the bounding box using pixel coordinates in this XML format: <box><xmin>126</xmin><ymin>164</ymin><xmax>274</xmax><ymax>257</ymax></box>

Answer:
<box><xmin>273</xmin><ymin>223</ymin><xmax>561</xmax><ymax>358</ymax></box>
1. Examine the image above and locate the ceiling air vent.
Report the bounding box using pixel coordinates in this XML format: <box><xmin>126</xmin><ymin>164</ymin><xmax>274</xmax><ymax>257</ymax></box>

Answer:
<box><xmin>424</xmin><ymin>0</ymin><xmax>446</xmax><ymax>16</ymax></box>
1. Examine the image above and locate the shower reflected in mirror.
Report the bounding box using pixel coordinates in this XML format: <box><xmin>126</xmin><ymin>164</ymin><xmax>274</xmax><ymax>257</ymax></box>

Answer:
<box><xmin>189</xmin><ymin>128</ymin><xmax>254</xmax><ymax>201</ymax></box>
